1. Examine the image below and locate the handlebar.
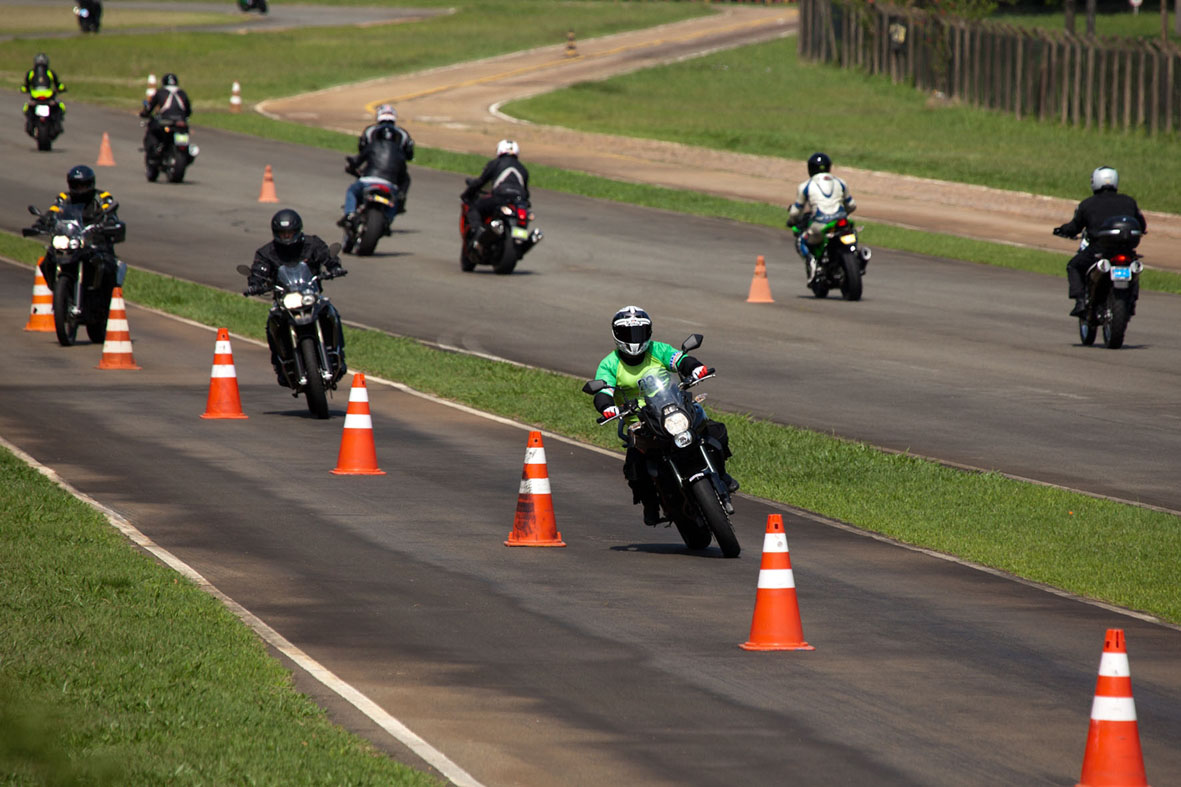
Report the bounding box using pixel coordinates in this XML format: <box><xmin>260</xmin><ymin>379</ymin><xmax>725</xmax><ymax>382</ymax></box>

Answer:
<box><xmin>594</xmin><ymin>369</ymin><xmax>716</xmax><ymax>425</ymax></box>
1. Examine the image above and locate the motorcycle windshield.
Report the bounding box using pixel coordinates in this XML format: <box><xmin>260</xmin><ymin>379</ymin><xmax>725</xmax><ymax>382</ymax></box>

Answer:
<box><xmin>636</xmin><ymin>368</ymin><xmax>682</xmax><ymax>414</ymax></box>
<box><xmin>52</xmin><ymin>204</ymin><xmax>86</xmax><ymax>238</ymax></box>
<box><xmin>275</xmin><ymin>261</ymin><xmax>315</xmax><ymax>293</ymax></box>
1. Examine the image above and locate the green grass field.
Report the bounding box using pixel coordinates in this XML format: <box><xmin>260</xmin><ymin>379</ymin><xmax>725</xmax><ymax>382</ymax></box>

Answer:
<box><xmin>993</xmin><ymin>9</ymin><xmax>1180</xmax><ymax>40</ymax></box>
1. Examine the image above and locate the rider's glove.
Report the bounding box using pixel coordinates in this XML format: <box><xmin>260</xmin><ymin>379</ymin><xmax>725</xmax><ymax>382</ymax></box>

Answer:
<box><xmin>689</xmin><ymin>365</ymin><xmax>709</xmax><ymax>381</ymax></box>
<box><xmin>1052</xmin><ymin>226</ymin><xmax>1070</xmax><ymax>238</ymax></box>
<box><xmin>600</xmin><ymin>406</ymin><xmax>619</xmax><ymax>420</ymax></box>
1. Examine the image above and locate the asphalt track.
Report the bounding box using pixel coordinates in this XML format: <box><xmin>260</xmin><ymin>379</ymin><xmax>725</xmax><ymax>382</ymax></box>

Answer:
<box><xmin>2</xmin><ymin>262</ymin><xmax>1179</xmax><ymax>785</ymax></box>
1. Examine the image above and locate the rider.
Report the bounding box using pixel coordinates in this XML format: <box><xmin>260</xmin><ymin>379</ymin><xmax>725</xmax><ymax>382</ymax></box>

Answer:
<box><xmin>461</xmin><ymin>139</ymin><xmax>537</xmax><ymax>251</ymax></box>
<box><xmin>339</xmin><ymin>124</ymin><xmax>407</xmax><ymax>227</ymax></box>
<box><xmin>139</xmin><ymin>73</ymin><xmax>192</xmax><ymax>165</ymax></box>
<box><xmin>787</xmin><ymin>152</ymin><xmax>857</xmax><ymax>284</ymax></box>
<box><xmin>357</xmin><ymin>104</ymin><xmax>414</xmax><ymax>212</ymax></box>
<box><xmin>591</xmin><ymin>306</ymin><xmax>737</xmax><ymax>526</ymax></box>
<box><xmin>247</xmin><ymin>210</ymin><xmax>347</xmax><ymax>386</ymax></box>
<box><xmin>20</xmin><ymin>53</ymin><xmax>66</xmax><ymax>135</ymax></box>
<box><xmin>31</xmin><ymin>165</ymin><xmax>125</xmax><ymax>282</ymax></box>
<box><xmin>1054</xmin><ymin>166</ymin><xmax>1147</xmax><ymax>317</ymax></box>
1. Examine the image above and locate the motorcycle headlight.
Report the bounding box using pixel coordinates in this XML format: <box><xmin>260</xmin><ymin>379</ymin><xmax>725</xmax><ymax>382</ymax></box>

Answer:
<box><xmin>52</xmin><ymin>235</ymin><xmax>70</xmax><ymax>250</ymax></box>
<box><xmin>673</xmin><ymin>431</ymin><xmax>693</xmax><ymax>448</ymax></box>
<box><xmin>663</xmin><ymin>411</ymin><xmax>690</xmax><ymax>436</ymax></box>
<box><xmin>302</xmin><ymin>293</ymin><xmax>315</xmax><ymax>306</ymax></box>
<box><xmin>282</xmin><ymin>292</ymin><xmax>304</xmax><ymax>309</ymax></box>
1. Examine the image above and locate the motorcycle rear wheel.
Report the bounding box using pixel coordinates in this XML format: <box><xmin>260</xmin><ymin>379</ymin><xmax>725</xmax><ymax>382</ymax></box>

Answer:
<box><xmin>689</xmin><ymin>477</ymin><xmax>740</xmax><ymax>558</ymax></box>
<box><xmin>839</xmin><ymin>249</ymin><xmax>863</xmax><ymax>301</ymax></box>
<box><xmin>299</xmin><ymin>337</ymin><xmax>330</xmax><ymax>419</ymax></box>
<box><xmin>356</xmin><ymin>209</ymin><xmax>384</xmax><ymax>256</ymax></box>
<box><xmin>53</xmin><ymin>276</ymin><xmax>78</xmax><ymax>347</ymax></box>
<box><xmin>167</xmin><ymin>157</ymin><xmax>187</xmax><ymax>184</ymax></box>
<box><xmin>493</xmin><ymin>237</ymin><xmax>518</xmax><ymax>275</ymax></box>
<box><xmin>1104</xmin><ymin>291</ymin><xmax>1131</xmax><ymax>349</ymax></box>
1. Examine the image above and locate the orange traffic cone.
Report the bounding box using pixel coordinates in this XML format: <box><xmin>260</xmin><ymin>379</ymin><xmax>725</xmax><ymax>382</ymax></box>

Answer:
<box><xmin>1076</xmin><ymin>629</ymin><xmax>1150</xmax><ymax>787</ymax></box>
<box><xmin>505</xmin><ymin>431</ymin><xmax>566</xmax><ymax>547</ymax></box>
<box><xmin>230</xmin><ymin>81</ymin><xmax>242</xmax><ymax>113</ymax></box>
<box><xmin>96</xmin><ymin>287</ymin><xmax>141</xmax><ymax>370</ymax></box>
<box><xmin>201</xmin><ymin>328</ymin><xmax>248</xmax><ymax>419</ymax></box>
<box><xmin>332</xmin><ymin>374</ymin><xmax>385</xmax><ymax>475</ymax></box>
<box><xmin>258</xmin><ymin>165</ymin><xmax>279</xmax><ymax>203</ymax></box>
<box><xmin>746</xmin><ymin>255</ymin><xmax>774</xmax><ymax>303</ymax></box>
<box><xmin>24</xmin><ymin>261</ymin><xmax>54</xmax><ymax>332</ymax></box>
<box><xmin>741</xmin><ymin>514</ymin><xmax>813</xmax><ymax>651</ymax></box>
<box><xmin>96</xmin><ymin>132</ymin><xmax>116</xmax><ymax>167</ymax></box>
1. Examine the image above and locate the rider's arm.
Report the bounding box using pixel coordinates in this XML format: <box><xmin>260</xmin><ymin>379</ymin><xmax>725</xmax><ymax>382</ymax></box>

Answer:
<box><xmin>787</xmin><ymin>181</ymin><xmax>809</xmax><ymax>226</ymax></box>
<box><xmin>841</xmin><ymin>179</ymin><xmax>856</xmax><ymax>214</ymax></box>
<box><xmin>402</xmin><ymin>133</ymin><xmax>415</xmax><ymax>162</ymax></box>
<box><xmin>179</xmin><ymin>90</ymin><xmax>193</xmax><ymax>118</ymax></box>
<box><xmin>465</xmin><ymin>159</ymin><xmax>496</xmax><ymax>198</ymax></box>
<box><xmin>592</xmin><ymin>353</ymin><xmax>620</xmax><ymax>414</ymax></box>
<box><xmin>1057</xmin><ymin>202</ymin><xmax>1086</xmax><ymax>237</ymax></box>
<box><xmin>247</xmin><ymin>249</ymin><xmax>274</xmax><ymax>292</ymax></box>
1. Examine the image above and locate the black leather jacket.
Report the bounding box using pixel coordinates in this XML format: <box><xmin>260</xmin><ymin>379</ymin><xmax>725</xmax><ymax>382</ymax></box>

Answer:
<box><xmin>463</xmin><ymin>155</ymin><xmax>530</xmax><ymax>202</ymax></box>
<box><xmin>348</xmin><ymin>138</ymin><xmax>407</xmax><ymax>185</ymax></box>
<box><xmin>1057</xmin><ymin>190</ymin><xmax>1147</xmax><ymax>242</ymax></box>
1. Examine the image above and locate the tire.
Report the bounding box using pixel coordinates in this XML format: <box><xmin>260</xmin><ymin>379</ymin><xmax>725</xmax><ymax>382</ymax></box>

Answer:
<box><xmin>85</xmin><ymin>293</ymin><xmax>110</xmax><ymax>345</ymax></box>
<box><xmin>167</xmin><ymin>158</ymin><xmax>187</xmax><ymax>184</ymax></box>
<box><xmin>493</xmin><ymin>237</ymin><xmax>518</xmax><ymax>275</ymax></box>
<box><xmin>341</xmin><ymin>228</ymin><xmax>355</xmax><ymax>255</ymax></box>
<box><xmin>356</xmin><ymin>209</ymin><xmax>384</xmax><ymax>256</ymax></box>
<box><xmin>810</xmin><ymin>282</ymin><xmax>830</xmax><ymax>299</ymax></box>
<box><xmin>689</xmin><ymin>477</ymin><xmax>740</xmax><ymax>558</ymax></box>
<box><xmin>146</xmin><ymin>161</ymin><xmax>160</xmax><ymax>182</ymax></box>
<box><xmin>35</xmin><ymin>124</ymin><xmax>51</xmax><ymax>152</ymax></box>
<box><xmin>839</xmin><ymin>249</ymin><xmax>863</xmax><ymax>301</ymax></box>
<box><xmin>671</xmin><ymin>509</ymin><xmax>713</xmax><ymax>551</ymax></box>
<box><xmin>52</xmin><ymin>275</ymin><xmax>78</xmax><ymax>347</ymax></box>
<box><xmin>1104</xmin><ymin>291</ymin><xmax>1130</xmax><ymax>349</ymax></box>
<box><xmin>460</xmin><ymin>245</ymin><xmax>476</xmax><ymax>272</ymax></box>
<box><xmin>299</xmin><ymin>337</ymin><xmax>330</xmax><ymax>419</ymax></box>
<box><xmin>1079</xmin><ymin>315</ymin><xmax>1098</xmax><ymax>346</ymax></box>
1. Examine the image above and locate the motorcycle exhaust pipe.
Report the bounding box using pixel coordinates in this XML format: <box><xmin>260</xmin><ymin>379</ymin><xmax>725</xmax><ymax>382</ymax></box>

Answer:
<box><xmin>859</xmin><ymin>247</ymin><xmax>872</xmax><ymax>262</ymax></box>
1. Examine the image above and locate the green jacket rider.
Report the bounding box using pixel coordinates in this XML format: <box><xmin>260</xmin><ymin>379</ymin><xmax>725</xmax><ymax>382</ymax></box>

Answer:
<box><xmin>21</xmin><ymin>53</ymin><xmax>66</xmax><ymax>133</ymax></box>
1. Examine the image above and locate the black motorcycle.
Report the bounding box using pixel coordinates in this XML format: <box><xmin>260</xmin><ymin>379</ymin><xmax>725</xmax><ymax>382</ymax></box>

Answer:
<box><xmin>341</xmin><ymin>176</ymin><xmax>398</xmax><ymax>257</ymax></box>
<box><xmin>1063</xmin><ymin>216</ymin><xmax>1145</xmax><ymax>350</ymax></box>
<box><xmin>74</xmin><ymin>0</ymin><xmax>102</xmax><ymax>32</ymax></box>
<box><xmin>23</xmin><ymin>204</ymin><xmax>126</xmax><ymax>347</ymax></box>
<box><xmin>24</xmin><ymin>93</ymin><xmax>64</xmax><ymax>152</ymax></box>
<box><xmin>582</xmin><ymin>335</ymin><xmax>740</xmax><ymax>558</ymax></box>
<box><xmin>237</xmin><ymin>252</ymin><xmax>347</xmax><ymax>419</ymax></box>
<box><xmin>792</xmin><ymin>215</ymin><xmax>870</xmax><ymax>300</ymax></box>
<box><xmin>460</xmin><ymin>183</ymin><xmax>542</xmax><ymax>275</ymax></box>
<box><xmin>142</xmin><ymin>113</ymin><xmax>198</xmax><ymax>183</ymax></box>
<box><xmin>237</xmin><ymin>0</ymin><xmax>268</xmax><ymax>12</ymax></box>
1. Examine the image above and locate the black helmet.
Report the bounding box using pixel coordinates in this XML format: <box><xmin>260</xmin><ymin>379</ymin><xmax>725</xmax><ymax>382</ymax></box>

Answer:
<box><xmin>162</xmin><ymin>73</ymin><xmax>178</xmax><ymax>87</ymax></box>
<box><xmin>270</xmin><ymin>209</ymin><xmax>304</xmax><ymax>247</ymax></box>
<box><xmin>611</xmin><ymin>305</ymin><xmax>652</xmax><ymax>363</ymax></box>
<box><xmin>34</xmin><ymin>53</ymin><xmax>49</xmax><ymax>68</ymax></box>
<box><xmin>66</xmin><ymin>164</ymin><xmax>96</xmax><ymax>204</ymax></box>
<box><xmin>807</xmin><ymin>152</ymin><xmax>832</xmax><ymax>177</ymax></box>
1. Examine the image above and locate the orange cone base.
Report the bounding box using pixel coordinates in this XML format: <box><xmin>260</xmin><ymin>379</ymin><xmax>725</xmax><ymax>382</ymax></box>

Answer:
<box><xmin>25</xmin><ymin>314</ymin><xmax>54</xmax><ymax>332</ymax></box>
<box><xmin>740</xmin><ymin>640</ymin><xmax>814</xmax><ymax>652</ymax></box>
<box><xmin>201</xmin><ymin>409</ymin><xmax>248</xmax><ymax>421</ymax></box>
<box><xmin>505</xmin><ymin>499</ymin><xmax>565</xmax><ymax>546</ymax></box>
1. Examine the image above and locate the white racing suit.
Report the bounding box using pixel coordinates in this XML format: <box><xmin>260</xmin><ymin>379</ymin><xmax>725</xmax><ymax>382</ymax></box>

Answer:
<box><xmin>788</xmin><ymin>172</ymin><xmax>857</xmax><ymax>278</ymax></box>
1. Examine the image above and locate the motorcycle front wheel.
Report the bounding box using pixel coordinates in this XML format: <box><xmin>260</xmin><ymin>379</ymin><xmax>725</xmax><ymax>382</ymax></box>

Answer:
<box><xmin>839</xmin><ymin>249</ymin><xmax>863</xmax><ymax>301</ymax></box>
<box><xmin>689</xmin><ymin>477</ymin><xmax>740</xmax><ymax>558</ymax></box>
<box><xmin>300</xmin><ymin>337</ymin><xmax>330</xmax><ymax>419</ymax></box>
<box><xmin>35</xmin><ymin>123</ymin><xmax>51</xmax><ymax>152</ymax></box>
<box><xmin>1104</xmin><ymin>290</ymin><xmax>1131</xmax><ymax>349</ymax></box>
<box><xmin>85</xmin><ymin>291</ymin><xmax>110</xmax><ymax>345</ymax></box>
<box><xmin>52</xmin><ymin>276</ymin><xmax>78</xmax><ymax>346</ymax></box>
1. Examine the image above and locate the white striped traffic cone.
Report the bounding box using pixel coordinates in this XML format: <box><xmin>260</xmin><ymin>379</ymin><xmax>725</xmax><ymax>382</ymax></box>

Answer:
<box><xmin>96</xmin><ymin>287</ymin><xmax>140</xmax><ymax>370</ymax></box>
<box><xmin>24</xmin><ymin>261</ymin><xmax>53</xmax><ymax>332</ymax></box>
<box><xmin>230</xmin><ymin>81</ymin><xmax>242</xmax><ymax>113</ymax></box>
<box><xmin>332</xmin><ymin>373</ymin><xmax>385</xmax><ymax>475</ymax></box>
<box><xmin>201</xmin><ymin>328</ymin><xmax>247</xmax><ymax>419</ymax></box>
<box><xmin>741</xmin><ymin>514</ymin><xmax>813</xmax><ymax>651</ymax></box>
<box><xmin>1076</xmin><ymin>629</ymin><xmax>1150</xmax><ymax>787</ymax></box>
<box><xmin>505</xmin><ymin>431</ymin><xmax>565</xmax><ymax>546</ymax></box>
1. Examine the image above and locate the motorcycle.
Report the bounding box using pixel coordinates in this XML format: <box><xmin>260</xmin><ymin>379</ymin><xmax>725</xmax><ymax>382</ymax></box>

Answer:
<box><xmin>341</xmin><ymin>176</ymin><xmax>398</xmax><ymax>257</ymax></box>
<box><xmin>23</xmin><ymin>204</ymin><xmax>126</xmax><ymax>347</ymax></box>
<box><xmin>74</xmin><ymin>0</ymin><xmax>102</xmax><ymax>32</ymax></box>
<box><xmin>582</xmin><ymin>334</ymin><xmax>740</xmax><ymax>558</ymax></box>
<box><xmin>142</xmin><ymin>113</ymin><xmax>199</xmax><ymax>183</ymax></box>
<box><xmin>23</xmin><ymin>93</ymin><xmax>64</xmax><ymax>152</ymax></box>
<box><xmin>792</xmin><ymin>215</ymin><xmax>871</xmax><ymax>301</ymax></box>
<box><xmin>237</xmin><ymin>249</ymin><xmax>347</xmax><ymax>419</ymax></box>
<box><xmin>1060</xmin><ymin>216</ymin><xmax>1145</xmax><ymax>349</ymax></box>
<box><xmin>237</xmin><ymin>0</ymin><xmax>268</xmax><ymax>12</ymax></box>
<box><xmin>459</xmin><ymin>182</ymin><xmax>542</xmax><ymax>275</ymax></box>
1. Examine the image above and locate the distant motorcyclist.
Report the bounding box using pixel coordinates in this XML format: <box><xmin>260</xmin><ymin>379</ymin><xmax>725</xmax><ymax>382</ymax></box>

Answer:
<box><xmin>339</xmin><ymin>124</ymin><xmax>407</xmax><ymax>226</ymax></box>
<box><xmin>357</xmin><ymin>104</ymin><xmax>414</xmax><ymax>211</ymax></box>
<box><xmin>461</xmin><ymin>139</ymin><xmax>530</xmax><ymax>251</ymax></box>
<box><xmin>139</xmin><ymin>73</ymin><xmax>191</xmax><ymax>165</ymax></box>
<box><xmin>247</xmin><ymin>210</ymin><xmax>347</xmax><ymax>385</ymax></box>
<box><xmin>1054</xmin><ymin>166</ymin><xmax>1147</xmax><ymax>317</ymax></box>
<box><xmin>20</xmin><ymin>53</ymin><xmax>66</xmax><ymax>136</ymax></box>
<box><xmin>787</xmin><ymin>152</ymin><xmax>857</xmax><ymax>284</ymax></box>
<box><xmin>590</xmin><ymin>306</ymin><xmax>737</xmax><ymax>526</ymax></box>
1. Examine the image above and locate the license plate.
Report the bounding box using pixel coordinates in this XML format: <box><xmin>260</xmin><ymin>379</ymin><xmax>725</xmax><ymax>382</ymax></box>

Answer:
<box><xmin>840</xmin><ymin>233</ymin><xmax>857</xmax><ymax>244</ymax></box>
<box><xmin>511</xmin><ymin>226</ymin><xmax>529</xmax><ymax>240</ymax></box>
<box><xmin>1110</xmin><ymin>266</ymin><xmax>1132</xmax><ymax>281</ymax></box>
<box><xmin>174</xmin><ymin>133</ymin><xmax>190</xmax><ymax>145</ymax></box>
<box><xmin>35</xmin><ymin>104</ymin><xmax>50</xmax><ymax>117</ymax></box>
<box><xmin>370</xmin><ymin>195</ymin><xmax>390</xmax><ymax>206</ymax></box>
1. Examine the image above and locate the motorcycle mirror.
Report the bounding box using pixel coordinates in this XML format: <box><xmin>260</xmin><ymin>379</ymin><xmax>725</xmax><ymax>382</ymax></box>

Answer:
<box><xmin>582</xmin><ymin>379</ymin><xmax>606</xmax><ymax>395</ymax></box>
<box><xmin>235</xmin><ymin>264</ymin><xmax>251</xmax><ymax>277</ymax></box>
<box><xmin>328</xmin><ymin>242</ymin><xmax>342</xmax><ymax>257</ymax></box>
<box><xmin>27</xmin><ymin>205</ymin><xmax>41</xmax><ymax>216</ymax></box>
<box><xmin>681</xmin><ymin>334</ymin><xmax>703</xmax><ymax>352</ymax></box>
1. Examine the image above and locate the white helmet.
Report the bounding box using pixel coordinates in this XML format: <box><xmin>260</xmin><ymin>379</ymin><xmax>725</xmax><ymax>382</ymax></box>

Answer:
<box><xmin>1091</xmin><ymin>166</ymin><xmax>1119</xmax><ymax>193</ymax></box>
<box><xmin>496</xmin><ymin>139</ymin><xmax>519</xmax><ymax>157</ymax></box>
<box><xmin>375</xmin><ymin>104</ymin><xmax>397</xmax><ymax>123</ymax></box>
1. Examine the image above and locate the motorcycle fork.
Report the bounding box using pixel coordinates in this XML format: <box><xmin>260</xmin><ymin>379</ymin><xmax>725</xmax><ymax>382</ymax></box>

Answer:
<box><xmin>287</xmin><ymin>325</ymin><xmax>309</xmax><ymax>387</ymax></box>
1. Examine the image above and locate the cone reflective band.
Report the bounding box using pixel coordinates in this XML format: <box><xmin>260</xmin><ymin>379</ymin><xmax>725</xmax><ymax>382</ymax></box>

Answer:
<box><xmin>505</xmin><ymin>431</ymin><xmax>565</xmax><ymax>546</ymax></box>
<box><xmin>96</xmin><ymin>287</ymin><xmax>141</xmax><ymax>370</ymax></box>
<box><xmin>24</xmin><ymin>262</ymin><xmax>54</xmax><ymax>332</ymax></box>
<box><xmin>741</xmin><ymin>514</ymin><xmax>813</xmax><ymax>651</ymax></box>
<box><xmin>201</xmin><ymin>328</ymin><xmax>247</xmax><ymax>419</ymax></box>
<box><xmin>332</xmin><ymin>373</ymin><xmax>384</xmax><ymax>475</ymax></box>
<box><xmin>1076</xmin><ymin>629</ymin><xmax>1150</xmax><ymax>787</ymax></box>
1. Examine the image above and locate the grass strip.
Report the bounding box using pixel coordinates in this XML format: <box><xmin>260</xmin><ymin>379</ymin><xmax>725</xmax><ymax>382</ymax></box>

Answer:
<box><xmin>0</xmin><ymin>442</ymin><xmax>440</xmax><ymax>785</ymax></box>
<box><xmin>3</xmin><ymin>231</ymin><xmax>1177</xmax><ymax>628</ymax></box>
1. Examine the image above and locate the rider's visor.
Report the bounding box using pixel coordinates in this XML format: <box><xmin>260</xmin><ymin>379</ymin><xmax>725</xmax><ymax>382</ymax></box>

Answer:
<box><xmin>612</xmin><ymin>323</ymin><xmax>650</xmax><ymax>345</ymax></box>
<box><xmin>275</xmin><ymin>229</ymin><xmax>299</xmax><ymax>243</ymax></box>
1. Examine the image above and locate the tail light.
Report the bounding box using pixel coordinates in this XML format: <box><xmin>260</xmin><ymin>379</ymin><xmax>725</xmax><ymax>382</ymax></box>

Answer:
<box><xmin>516</xmin><ymin>206</ymin><xmax>528</xmax><ymax>223</ymax></box>
<box><xmin>836</xmin><ymin>218</ymin><xmax>848</xmax><ymax>228</ymax></box>
<box><xmin>1112</xmin><ymin>254</ymin><xmax>1129</xmax><ymax>264</ymax></box>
